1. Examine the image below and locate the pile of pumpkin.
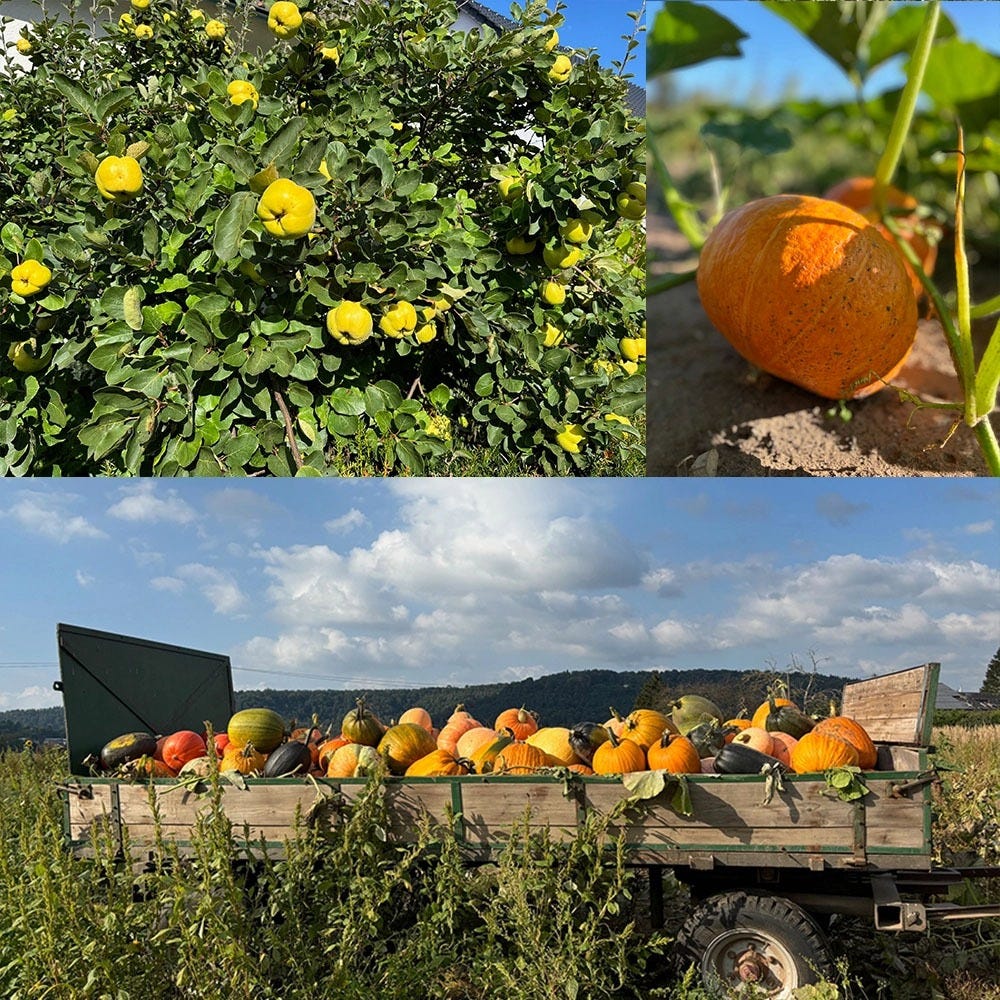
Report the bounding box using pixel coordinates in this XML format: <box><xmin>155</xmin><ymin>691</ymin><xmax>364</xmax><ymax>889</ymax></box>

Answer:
<box><xmin>96</xmin><ymin>692</ymin><xmax>878</xmax><ymax>780</ymax></box>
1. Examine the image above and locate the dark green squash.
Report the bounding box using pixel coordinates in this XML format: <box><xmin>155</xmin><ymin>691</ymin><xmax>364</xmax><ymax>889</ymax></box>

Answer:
<box><xmin>713</xmin><ymin>741</ymin><xmax>782</xmax><ymax>775</ymax></box>
<box><xmin>262</xmin><ymin>740</ymin><xmax>313</xmax><ymax>777</ymax></box>
<box><xmin>763</xmin><ymin>698</ymin><xmax>815</xmax><ymax>739</ymax></box>
<box><xmin>100</xmin><ymin>732</ymin><xmax>159</xmax><ymax>771</ymax></box>
<box><xmin>568</xmin><ymin>722</ymin><xmax>610</xmax><ymax>765</ymax></box>
<box><xmin>686</xmin><ymin>720</ymin><xmax>733</xmax><ymax>759</ymax></box>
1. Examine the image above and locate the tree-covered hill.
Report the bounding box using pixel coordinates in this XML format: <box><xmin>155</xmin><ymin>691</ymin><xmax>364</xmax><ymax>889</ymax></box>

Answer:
<box><xmin>0</xmin><ymin>665</ymin><xmax>854</xmax><ymax>748</ymax></box>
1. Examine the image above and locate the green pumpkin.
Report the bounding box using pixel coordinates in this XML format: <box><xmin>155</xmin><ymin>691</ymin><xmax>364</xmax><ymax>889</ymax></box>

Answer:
<box><xmin>227</xmin><ymin>708</ymin><xmax>286</xmax><ymax>753</ymax></box>
<box><xmin>763</xmin><ymin>698</ymin><xmax>815</xmax><ymax>739</ymax></box>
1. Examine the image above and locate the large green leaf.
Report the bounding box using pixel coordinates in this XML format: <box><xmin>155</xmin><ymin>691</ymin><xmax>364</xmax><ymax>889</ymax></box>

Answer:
<box><xmin>866</xmin><ymin>6</ymin><xmax>955</xmax><ymax>75</ymax></box>
<box><xmin>647</xmin><ymin>1</ymin><xmax>747</xmax><ymax>76</ymax></box>
<box><xmin>919</xmin><ymin>38</ymin><xmax>1000</xmax><ymax>109</ymax></box>
<box><xmin>213</xmin><ymin>192</ymin><xmax>258</xmax><ymax>261</ymax></box>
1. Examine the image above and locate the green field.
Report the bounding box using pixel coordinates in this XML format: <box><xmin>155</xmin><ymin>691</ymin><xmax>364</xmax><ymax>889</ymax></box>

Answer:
<box><xmin>1</xmin><ymin>728</ymin><xmax>997</xmax><ymax>998</ymax></box>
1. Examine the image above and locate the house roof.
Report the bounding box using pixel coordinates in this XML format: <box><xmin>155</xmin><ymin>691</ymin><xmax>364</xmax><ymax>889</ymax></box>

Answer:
<box><xmin>936</xmin><ymin>682</ymin><xmax>1000</xmax><ymax>711</ymax></box>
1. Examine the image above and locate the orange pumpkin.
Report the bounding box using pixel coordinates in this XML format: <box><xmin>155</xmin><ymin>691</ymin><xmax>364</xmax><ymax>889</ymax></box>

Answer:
<box><xmin>620</xmin><ymin>709</ymin><xmax>677</xmax><ymax>750</ymax></box>
<box><xmin>468</xmin><ymin>730</ymin><xmax>514</xmax><ymax>774</ymax></box>
<box><xmin>813</xmin><ymin>716</ymin><xmax>878</xmax><ymax>770</ymax></box>
<box><xmin>405</xmin><ymin>749</ymin><xmax>471</xmax><ymax>777</ymax></box>
<box><xmin>494</xmin><ymin>706</ymin><xmax>539</xmax><ymax>741</ymax></box>
<box><xmin>592</xmin><ymin>731</ymin><xmax>647</xmax><ymax>775</ymax></box>
<box><xmin>493</xmin><ymin>740</ymin><xmax>554</xmax><ymax>775</ymax></box>
<box><xmin>603</xmin><ymin>708</ymin><xmax>627</xmax><ymax>738</ymax></box>
<box><xmin>823</xmin><ymin>177</ymin><xmax>939</xmax><ymax>300</ymax></box>
<box><xmin>125</xmin><ymin>755</ymin><xmax>174</xmax><ymax>778</ymax></box>
<box><xmin>326</xmin><ymin>742</ymin><xmax>380</xmax><ymax>778</ymax></box>
<box><xmin>455</xmin><ymin>726</ymin><xmax>499</xmax><ymax>760</ymax></box>
<box><xmin>446</xmin><ymin>703</ymin><xmax>477</xmax><ymax>725</ymax></box>
<box><xmin>160</xmin><ymin>730</ymin><xmax>207</xmax><ymax>773</ymax></box>
<box><xmin>566</xmin><ymin>762</ymin><xmax>595</xmax><ymax>776</ymax></box>
<box><xmin>525</xmin><ymin>726</ymin><xmax>580</xmax><ymax>765</ymax></box>
<box><xmin>437</xmin><ymin>716</ymin><xmax>481</xmax><ymax>755</ymax></box>
<box><xmin>646</xmin><ymin>732</ymin><xmax>701</xmax><ymax>774</ymax></box>
<box><xmin>723</xmin><ymin>719</ymin><xmax>752</xmax><ymax>743</ymax></box>
<box><xmin>317</xmin><ymin>736</ymin><xmax>351</xmax><ymax>770</ymax></box>
<box><xmin>378</xmin><ymin>723</ymin><xmax>438</xmax><ymax>775</ymax></box>
<box><xmin>221</xmin><ymin>742</ymin><xmax>267</xmax><ymax>776</ymax></box>
<box><xmin>789</xmin><ymin>730</ymin><xmax>859</xmax><ymax>774</ymax></box>
<box><xmin>697</xmin><ymin>194</ymin><xmax>917</xmax><ymax>399</ymax></box>
<box><xmin>767</xmin><ymin>731</ymin><xmax>798</xmax><ymax>768</ymax></box>
<box><xmin>398</xmin><ymin>707</ymin><xmax>434</xmax><ymax>732</ymax></box>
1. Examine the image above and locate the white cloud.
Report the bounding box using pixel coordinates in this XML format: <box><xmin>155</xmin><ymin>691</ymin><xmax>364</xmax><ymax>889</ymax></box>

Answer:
<box><xmin>175</xmin><ymin>563</ymin><xmax>248</xmax><ymax>615</ymax></box>
<box><xmin>642</xmin><ymin>567</ymin><xmax>683</xmax><ymax>596</ymax></box>
<box><xmin>6</xmin><ymin>491</ymin><xmax>106</xmax><ymax>543</ymax></box>
<box><xmin>965</xmin><ymin>520</ymin><xmax>994</xmax><ymax>535</ymax></box>
<box><xmin>107</xmin><ymin>482</ymin><xmax>196</xmax><ymax>524</ymax></box>
<box><xmin>75</xmin><ymin>570</ymin><xmax>95</xmax><ymax>587</ymax></box>
<box><xmin>325</xmin><ymin>508</ymin><xmax>367</xmax><ymax>533</ymax></box>
<box><xmin>150</xmin><ymin>576</ymin><xmax>184</xmax><ymax>593</ymax></box>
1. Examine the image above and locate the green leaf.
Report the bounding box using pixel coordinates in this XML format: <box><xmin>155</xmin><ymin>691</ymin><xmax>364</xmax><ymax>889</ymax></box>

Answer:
<box><xmin>648</xmin><ymin>1</ymin><xmax>747</xmax><ymax>76</ymax></box>
<box><xmin>761</xmin><ymin>0</ymin><xmax>870</xmax><ymax>77</ymax></box>
<box><xmin>919</xmin><ymin>38</ymin><xmax>1000</xmax><ymax>108</ymax></box>
<box><xmin>701</xmin><ymin>114</ymin><xmax>793</xmax><ymax>155</ymax></box>
<box><xmin>622</xmin><ymin>769</ymin><xmax>666</xmax><ymax>800</ymax></box>
<box><xmin>366</xmin><ymin>146</ymin><xmax>395</xmax><ymax>187</ymax></box>
<box><xmin>867</xmin><ymin>6</ymin><xmax>955</xmax><ymax>74</ymax></box>
<box><xmin>50</xmin><ymin>73</ymin><xmax>98</xmax><ymax>118</ymax></box>
<box><xmin>214</xmin><ymin>143</ymin><xmax>257</xmax><ymax>182</ymax></box>
<box><xmin>213</xmin><ymin>192</ymin><xmax>258</xmax><ymax>261</ymax></box>
<box><xmin>260</xmin><ymin>116</ymin><xmax>307</xmax><ymax>168</ymax></box>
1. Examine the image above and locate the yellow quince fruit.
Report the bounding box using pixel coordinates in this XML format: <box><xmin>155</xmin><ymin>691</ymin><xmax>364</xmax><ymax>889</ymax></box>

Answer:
<box><xmin>256</xmin><ymin>178</ymin><xmax>316</xmax><ymax>239</ymax></box>
<box><xmin>326</xmin><ymin>301</ymin><xmax>373</xmax><ymax>345</ymax></box>
<box><xmin>616</xmin><ymin>181</ymin><xmax>646</xmax><ymax>221</ymax></box>
<box><xmin>497</xmin><ymin>173</ymin><xmax>524</xmax><ymax>203</ymax></box>
<box><xmin>506</xmin><ymin>235</ymin><xmax>536</xmax><ymax>255</ymax></box>
<box><xmin>95</xmin><ymin>155</ymin><xmax>143</xmax><ymax>201</ymax></box>
<box><xmin>379</xmin><ymin>300</ymin><xmax>418</xmax><ymax>338</ymax></box>
<box><xmin>415</xmin><ymin>323</ymin><xmax>437</xmax><ymax>343</ymax></box>
<box><xmin>543</xmin><ymin>29</ymin><xmax>558</xmax><ymax>52</ymax></box>
<box><xmin>619</xmin><ymin>337</ymin><xmax>646</xmax><ymax>362</ymax></box>
<box><xmin>8</xmin><ymin>339</ymin><xmax>52</xmax><ymax>374</ymax></box>
<box><xmin>604</xmin><ymin>413</ymin><xmax>631</xmax><ymax>426</ymax></box>
<box><xmin>131</xmin><ymin>0</ymin><xmax>150</xmax><ymax>8</ymax></box>
<box><xmin>268</xmin><ymin>1</ymin><xmax>302</xmax><ymax>38</ymax></box>
<box><xmin>555</xmin><ymin>423</ymin><xmax>585</xmax><ymax>453</ymax></box>
<box><xmin>320</xmin><ymin>45</ymin><xmax>340</xmax><ymax>62</ymax></box>
<box><xmin>16</xmin><ymin>37</ymin><xmax>33</xmax><ymax>54</ymax></box>
<box><xmin>541</xmin><ymin>280</ymin><xmax>565</xmax><ymax>306</ymax></box>
<box><xmin>542</xmin><ymin>243</ymin><xmax>582</xmax><ymax>271</ymax></box>
<box><xmin>227</xmin><ymin>80</ymin><xmax>259</xmax><ymax>109</ymax></box>
<box><xmin>10</xmin><ymin>260</ymin><xmax>52</xmax><ymax>297</ymax></box>
<box><xmin>559</xmin><ymin>217</ymin><xmax>593</xmax><ymax>244</ymax></box>
<box><xmin>134</xmin><ymin>24</ymin><xmax>153</xmax><ymax>39</ymax></box>
<box><xmin>205</xmin><ymin>19</ymin><xmax>226</xmax><ymax>38</ymax></box>
<box><xmin>542</xmin><ymin>323</ymin><xmax>563</xmax><ymax>348</ymax></box>
<box><xmin>547</xmin><ymin>54</ymin><xmax>572</xmax><ymax>84</ymax></box>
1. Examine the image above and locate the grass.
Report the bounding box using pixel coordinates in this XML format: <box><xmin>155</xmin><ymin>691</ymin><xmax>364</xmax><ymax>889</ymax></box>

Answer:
<box><xmin>1</xmin><ymin>725</ymin><xmax>996</xmax><ymax>998</ymax></box>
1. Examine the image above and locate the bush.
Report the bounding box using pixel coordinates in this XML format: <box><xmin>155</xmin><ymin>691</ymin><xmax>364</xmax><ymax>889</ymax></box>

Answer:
<box><xmin>0</xmin><ymin>0</ymin><xmax>645</xmax><ymax>475</ymax></box>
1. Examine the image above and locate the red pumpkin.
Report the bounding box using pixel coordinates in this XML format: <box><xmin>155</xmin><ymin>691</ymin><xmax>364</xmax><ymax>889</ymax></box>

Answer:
<box><xmin>160</xmin><ymin>730</ymin><xmax>207</xmax><ymax>773</ymax></box>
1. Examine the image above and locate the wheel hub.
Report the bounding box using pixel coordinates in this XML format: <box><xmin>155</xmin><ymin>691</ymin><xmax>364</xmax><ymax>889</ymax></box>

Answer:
<box><xmin>736</xmin><ymin>948</ymin><xmax>769</xmax><ymax>982</ymax></box>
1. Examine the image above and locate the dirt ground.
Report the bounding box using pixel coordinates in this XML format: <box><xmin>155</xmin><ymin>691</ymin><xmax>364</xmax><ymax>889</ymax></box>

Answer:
<box><xmin>647</xmin><ymin>211</ymin><xmax>996</xmax><ymax>477</ymax></box>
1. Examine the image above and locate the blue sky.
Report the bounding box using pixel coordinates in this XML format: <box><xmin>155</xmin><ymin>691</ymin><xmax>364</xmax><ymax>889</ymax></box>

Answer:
<box><xmin>0</xmin><ymin>479</ymin><xmax>997</xmax><ymax>711</ymax></box>
<box><xmin>652</xmin><ymin>0</ymin><xmax>1000</xmax><ymax>104</ymax></box>
<box><xmin>478</xmin><ymin>0</ymin><xmax>647</xmax><ymax>77</ymax></box>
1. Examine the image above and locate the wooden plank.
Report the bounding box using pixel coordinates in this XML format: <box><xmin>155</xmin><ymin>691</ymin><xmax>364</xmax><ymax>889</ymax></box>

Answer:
<box><xmin>458</xmin><ymin>780</ymin><xmax>580</xmax><ymax>845</ymax></box>
<box><xmin>66</xmin><ymin>784</ymin><xmax>116</xmax><ymax>844</ymax></box>
<box><xmin>841</xmin><ymin>663</ymin><xmax>938</xmax><ymax>744</ymax></box>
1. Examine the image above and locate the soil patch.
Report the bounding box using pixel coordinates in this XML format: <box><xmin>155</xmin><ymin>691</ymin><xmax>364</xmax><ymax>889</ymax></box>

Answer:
<box><xmin>647</xmin><ymin>211</ymin><xmax>996</xmax><ymax>476</ymax></box>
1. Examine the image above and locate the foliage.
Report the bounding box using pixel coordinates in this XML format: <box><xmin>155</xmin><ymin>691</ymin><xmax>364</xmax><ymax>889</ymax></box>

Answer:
<box><xmin>982</xmin><ymin>646</ymin><xmax>1000</xmax><ymax>696</ymax></box>
<box><xmin>0</xmin><ymin>0</ymin><xmax>645</xmax><ymax>475</ymax></box>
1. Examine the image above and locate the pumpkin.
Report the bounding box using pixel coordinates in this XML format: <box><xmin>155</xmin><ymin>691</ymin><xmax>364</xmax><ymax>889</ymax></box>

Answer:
<box><xmin>686</xmin><ymin>720</ymin><xmax>732</xmax><ymax>759</ymax></box>
<box><xmin>713</xmin><ymin>742</ymin><xmax>781</xmax><ymax>775</ymax></box>
<box><xmin>160</xmin><ymin>730</ymin><xmax>207</xmax><ymax>773</ymax></box>
<box><xmin>378</xmin><ymin>722</ymin><xmax>438</xmax><ymax>775</ymax></box>
<box><xmin>568</xmin><ymin>722</ymin><xmax>610</xmax><ymax>765</ymax></box>
<box><xmin>763</xmin><ymin>699</ymin><xmax>815</xmax><ymax>740</ymax></box>
<box><xmin>213</xmin><ymin>732</ymin><xmax>230</xmax><ymax>758</ymax></box>
<box><xmin>668</xmin><ymin>694</ymin><xmax>724</xmax><ymax>735</ymax></box>
<box><xmin>732</xmin><ymin>727</ymin><xmax>776</xmax><ymax>756</ymax></box>
<box><xmin>823</xmin><ymin>177</ymin><xmax>939</xmax><ymax>300</ymax></box>
<box><xmin>326</xmin><ymin>742</ymin><xmax>381</xmax><ymax>778</ymax></box>
<box><xmin>398</xmin><ymin>707</ymin><xmax>434</xmax><ymax>732</ymax></box>
<box><xmin>494</xmin><ymin>706</ymin><xmax>539</xmax><ymax>741</ymax></box>
<box><xmin>723</xmin><ymin>719</ymin><xmax>752</xmax><ymax>742</ymax></box>
<box><xmin>340</xmin><ymin>698</ymin><xmax>385</xmax><ymax>747</ymax></box>
<box><xmin>603</xmin><ymin>708</ymin><xmax>627</xmax><ymax>738</ymax></box>
<box><xmin>592</xmin><ymin>731</ymin><xmax>647</xmax><ymax>775</ymax></box>
<box><xmin>405</xmin><ymin>749</ymin><xmax>472</xmax><ymax>777</ymax></box>
<box><xmin>227</xmin><ymin>708</ymin><xmax>285</xmax><ymax>753</ymax></box>
<box><xmin>455</xmin><ymin>726</ymin><xmax>499</xmax><ymax>760</ymax></box>
<box><xmin>221</xmin><ymin>742</ymin><xmax>267</xmax><ymax>775</ymax></box>
<box><xmin>566</xmin><ymin>762</ymin><xmax>595</xmax><ymax>776</ymax></box>
<box><xmin>813</xmin><ymin>716</ymin><xmax>878</xmax><ymax>770</ymax></box>
<box><xmin>446</xmin><ymin>703</ymin><xmax>477</xmax><ymax>725</ymax></box>
<box><xmin>620</xmin><ymin>709</ymin><xmax>676</xmax><ymax>749</ymax></box>
<box><xmin>124</xmin><ymin>755</ymin><xmax>174</xmax><ymax>778</ymax></box>
<box><xmin>262</xmin><ymin>740</ymin><xmax>313</xmax><ymax>777</ymax></box>
<box><xmin>100</xmin><ymin>732</ymin><xmax>159</xmax><ymax>771</ymax></box>
<box><xmin>647</xmin><ymin>732</ymin><xmax>701</xmax><ymax>774</ymax></box>
<box><xmin>493</xmin><ymin>740</ymin><xmax>555</xmax><ymax>775</ymax></box>
<box><xmin>697</xmin><ymin>194</ymin><xmax>917</xmax><ymax>399</ymax></box>
<box><xmin>317</xmin><ymin>736</ymin><xmax>351</xmax><ymax>770</ymax></box>
<box><xmin>437</xmin><ymin>715</ymin><xmax>482</xmax><ymax>755</ymax></box>
<box><xmin>789</xmin><ymin>730</ymin><xmax>860</xmax><ymax>774</ymax></box>
<box><xmin>467</xmin><ymin>731</ymin><xmax>514</xmax><ymax>774</ymax></box>
<box><xmin>767</xmin><ymin>731</ymin><xmax>798</xmax><ymax>768</ymax></box>
<box><xmin>526</xmin><ymin>726</ymin><xmax>579</xmax><ymax>766</ymax></box>
<box><xmin>750</xmin><ymin>697</ymin><xmax>797</xmax><ymax>731</ymax></box>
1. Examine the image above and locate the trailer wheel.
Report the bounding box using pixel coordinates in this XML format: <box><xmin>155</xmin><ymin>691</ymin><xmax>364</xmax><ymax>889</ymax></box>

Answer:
<box><xmin>676</xmin><ymin>891</ymin><xmax>832</xmax><ymax>998</ymax></box>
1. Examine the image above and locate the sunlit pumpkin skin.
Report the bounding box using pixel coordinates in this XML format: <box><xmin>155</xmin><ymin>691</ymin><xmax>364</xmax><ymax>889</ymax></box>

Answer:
<box><xmin>455</xmin><ymin>726</ymin><xmax>499</xmax><ymax>760</ymax></box>
<box><xmin>697</xmin><ymin>194</ymin><xmax>918</xmax><ymax>399</ymax></box>
<box><xmin>621</xmin><ymin>709</ymin><xmax>677</xmax><ymax>750</ymax></box>
<box><xmin>813</xmin><ymin>716</ymin><xmax>878</xmax><ymax>770</ymax></box>
<box><xmin>124</xmin><ymin>755</ymin><xmax>174</xmax><ymax>778</ymax></box>
<box><xmin>591</xmin><ymin>731</ymin><xmax>647</xmax><ymax>775</ymax></box>
<box><xmin>398</xmin><ymin>707</ymin><xmax>434</xmax><ymax>732</ymax></box>
<box><xmin>732</xmin><ymin>727</ymin><xmax>776</xmax><ymax>756</ymax></box>
<box><xmin>405</xmin><ymin>749</ymin><xmax>472</xmax><ymax>777</ymax></box>
<box><xmin>326</xmin><ymin>742</ymin><xmax>380</xmax><ymax>778</ymax></box>
<box><xmin>179</xmin><ymin>755</ymin><xmax>214</xmax><ymax>778</ymax></box>
<box><xmin>221</xmin><ymin>742</ymin><xmax>267</xmax><ymax>775</ymax></box>
<box><xmin>341</xmin><ymin>698</ymin><xmax>385</xmax><ymax>747</ymax></box>
<box><xmin>469</xmin><ymin>731</ymin><xmax>515</xmax><ymax>774</ymax></box>
<box><xmin>227</xmin><ymin>708</ymin><xmax>285</xmax><ymax>753</ymax></box>
<box><xmin>494</xmin><ymin>706</ymin><xmax>539</xmax><ymax>741</ymax></box>
<box><xmin>317</xmin><ymin>736</ymin><xmax>351</xmax><ymax>770</ymax></box>
<box><xmin>160</xmin><ymin>730</ymin><xmax>208</xmax><ymax>773</ymax></box>
<box><xmin>493</xmin><ymin>740</ymin><xmax>555</xmax><ymax>775</ymax></box>
<box><xmin>566</xmin><ymin>762</ymin><xmax>595</xmax><ymax>775</ymax></box>
<box><xmin>526</xmin><ymin>726</ymin><xmax>580</xmax><ymax>765</ymax></box>
<box><xmin>647</xmin><ymin>732</ymin><xmax>701</xmax><ymax>774</ymax></box>
<box><xmin>767</xmin><ymin>731</ymin><xmax>798</xmax><ymax>768</ymax></box>
<box><xmin>723</xmin><ymin>719</ymin><xmax>752</xmax><ymax>742</ymax></box>
<box><xmin>823</xmin><ymin>177</ymin><xmax>939</xmax><ymax>300</ymax></box>
<box><xmin>789</xmin><ymin>730</ymin><xmax>860</xmax><ymax>774</ymax></box>
<box><xmin>378</xmin><ymin>722</ymin><xmax>438</xmax><ymax>775</ymax></box>
<box><xmin>763</xmin><ymin>700</ymin><xmax>815</xmax><ymax>740</ymax></box>
<box><xmin>437</xmin><ymin>716</ymin><xmax>482</xmax><ymax>755</ymax></box>
<box><xmin>603</xmin><ymin>709</ymin><xmax>627</xmax><ymax>738</ymax></box>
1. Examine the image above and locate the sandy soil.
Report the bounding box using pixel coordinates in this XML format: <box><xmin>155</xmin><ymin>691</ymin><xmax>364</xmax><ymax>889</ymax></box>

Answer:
<box><xmin>647</xmin><ymin>211</ymin><xmax>996</xmax><ymax>477</ymax></box>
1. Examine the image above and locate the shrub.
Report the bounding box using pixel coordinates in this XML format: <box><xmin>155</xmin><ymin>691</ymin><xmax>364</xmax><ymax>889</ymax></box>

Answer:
<box><xmin>0</xmin><ymin>0</ymin><xmax>645</xmax><ymax>475</ymax></box>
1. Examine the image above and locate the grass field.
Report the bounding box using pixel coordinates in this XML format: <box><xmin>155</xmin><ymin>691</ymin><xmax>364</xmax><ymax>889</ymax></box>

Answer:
<box><xmin>0</xmin><ymin>725</ymin><xmax>996</xmax><ymax>998</ymax></box>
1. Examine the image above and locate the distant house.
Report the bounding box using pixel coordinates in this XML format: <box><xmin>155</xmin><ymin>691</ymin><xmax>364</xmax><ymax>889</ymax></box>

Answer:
<box><xmin>935</xmin><ymin>682</ymin><xmax>1000</xmax><ymax>712</ymax></box>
